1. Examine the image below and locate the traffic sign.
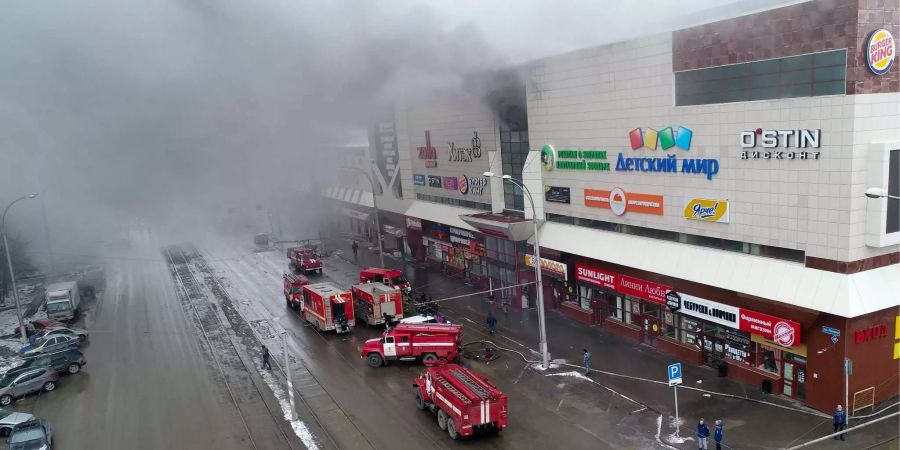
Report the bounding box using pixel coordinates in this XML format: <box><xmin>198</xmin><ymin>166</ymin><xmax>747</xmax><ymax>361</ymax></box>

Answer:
<box><xmin>822</xmin><ymin>326</ymin><xmax>841</xmax><ymax>344</ymax></box>
<box><xmin>667</xmin><ymin>363</ymin><xmax>683</xmax><ymax>386</ymax></box>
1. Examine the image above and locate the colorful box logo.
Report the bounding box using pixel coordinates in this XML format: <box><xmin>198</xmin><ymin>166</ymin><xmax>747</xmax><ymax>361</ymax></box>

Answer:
<box><xmin>442</xmin><ymin>176</ymin><xmax>458</xmax><ymax>190</ymax></box>
<box><xmin>413</xmin><ymin>174</ymin><xmax>426</xmax><ymax>186</ymax></box>
<box><xmin>867</xmin><ymin>29</ymin><xmax>895</xmax><ymax>75</ymax></box>
<box><xmin>629</xmin><ymin>126</ymin><xmax>692</xmax><ymax>151</ymax></box>
<box><xmin>683</xmin><ymin>198</ymin><xmax>730</xmax><ymax>223</ymax></box>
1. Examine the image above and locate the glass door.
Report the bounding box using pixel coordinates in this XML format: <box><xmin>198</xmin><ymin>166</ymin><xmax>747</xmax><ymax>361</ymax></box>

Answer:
<box><xmin>782</xmin><ymin>356</ymin><xmax>807</xmax><ymax>400</ymax></box>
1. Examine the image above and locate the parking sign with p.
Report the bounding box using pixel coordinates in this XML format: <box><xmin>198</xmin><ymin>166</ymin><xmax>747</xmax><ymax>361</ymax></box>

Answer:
<box><xmin>667</xmin><ymin>363</ymin><xmax>683</xmax><ymax>386</ymax></box>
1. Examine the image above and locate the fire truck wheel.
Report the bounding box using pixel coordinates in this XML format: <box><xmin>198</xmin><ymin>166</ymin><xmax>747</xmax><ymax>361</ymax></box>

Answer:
<box><xmin>367</xmin><ymin>353</ymin><xmax>384</xmax><ymax>368</ymax></box>
<box><xmin>422</xmin><ymin>353</ymin><xmax>438</xmax><ymax>365</ymax></box>
<box><xmin>415</xmin><ymin>390</ymin><xmax>425</xmax><ymax>410</ymax></box>
<box><xmin>437</xmin><ymin>409</ymin><xmax>449</xmax><ymax>430</ymax></box>
<box><xmin>447</xmin><ymin>418</ymin><xmax>458</xmax><ymax>440</ymax></box>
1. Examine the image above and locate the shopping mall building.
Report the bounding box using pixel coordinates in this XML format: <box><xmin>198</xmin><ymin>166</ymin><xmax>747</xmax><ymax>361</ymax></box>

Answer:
<box><xmin>322</xmin><ymin>0</ymin><xmax>899</xmax><ymax>413</ymax></box>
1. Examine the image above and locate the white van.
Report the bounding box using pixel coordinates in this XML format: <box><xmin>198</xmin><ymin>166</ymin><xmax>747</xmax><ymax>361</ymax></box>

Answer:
<box><xmin>44</xmin><ymin>281</ymin><xmax>81</xmax><ymax>322</ymax></box>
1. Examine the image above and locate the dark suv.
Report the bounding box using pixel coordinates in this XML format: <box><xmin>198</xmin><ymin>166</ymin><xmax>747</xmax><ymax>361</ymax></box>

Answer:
<box><xmin>7</xmin><ymin>349</ymin><xmax>86</xmax><ymax>377</ymax></box>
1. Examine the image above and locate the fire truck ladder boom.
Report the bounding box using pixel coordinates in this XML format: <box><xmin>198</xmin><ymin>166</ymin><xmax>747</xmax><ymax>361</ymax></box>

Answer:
<box><xmin>435</xmin><ymin>374</ymin><xmax>470</xmax><ymax>404</ymax></box>
<box><xmin>450</xmin><ymin>368</ymin><xmax>491</xmax><ymax>400</ymax></box>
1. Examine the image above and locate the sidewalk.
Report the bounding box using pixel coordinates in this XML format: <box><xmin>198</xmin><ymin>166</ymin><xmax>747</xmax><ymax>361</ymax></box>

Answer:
<box><xmin>323</xmin><ymin>234</ymin><xmax>900</xmax><ymax>449</ymax></box>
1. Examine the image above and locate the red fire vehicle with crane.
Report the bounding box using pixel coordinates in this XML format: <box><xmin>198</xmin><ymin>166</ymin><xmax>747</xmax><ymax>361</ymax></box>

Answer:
<box><xmin>300</xmin><ymin>282</ymin><xmax>354</xmax><ymax>333</ymax></box>
<box><xmin>413</xmin><ymin>363</ymin><xmax>508</xmax><ymax>440</ymax></box>
<box><xmin>359</xmin><ymin>267</ymin><xmax>411</xmax><ymax>294</ymax></box>
<box><xmin>351</xmin><ymin>283</ymin><xmax>404</xmax><ymax>326</ymax></box>
<box><xmin>289</xmin><ymin>247</ymin><xmax>323</xmax><ymax>275</ymax></box>
<box><xmin>283</xmin><ymin>272</ymin><xmax>310</xmax><ymax>310</ymax></box>
<box><xmin>362</xmin><ymin>323</ymin><xmax>461</xmax><ymax>367</ymax></box>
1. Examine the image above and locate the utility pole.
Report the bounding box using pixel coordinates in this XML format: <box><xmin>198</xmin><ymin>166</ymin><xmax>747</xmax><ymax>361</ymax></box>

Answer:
<box><xmin>41</xmin><ymin>194</ymin><xmax>55</xmax><ymax>275</ymax></box>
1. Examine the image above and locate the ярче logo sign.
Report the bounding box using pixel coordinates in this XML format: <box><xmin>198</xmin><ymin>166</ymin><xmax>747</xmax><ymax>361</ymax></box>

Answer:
<box><xmin>683</xmin><ymin>198</ymin><xmax>730</xmax><ymax>223</ymax></box>
<box><xmin>629</xmin><ymin>126</ymin><xmax>692</xmax><ymax>151</ymax></box>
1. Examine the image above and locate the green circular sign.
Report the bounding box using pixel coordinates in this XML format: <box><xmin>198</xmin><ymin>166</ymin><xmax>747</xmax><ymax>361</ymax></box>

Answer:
<box><xmin>541</xmin><ymin>145</ymin><xmax>556</xmax><ymax>171</ymax></box>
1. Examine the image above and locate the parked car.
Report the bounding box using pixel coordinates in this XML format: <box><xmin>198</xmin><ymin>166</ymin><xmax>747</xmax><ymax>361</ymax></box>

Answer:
<box><xmin>14</xmin><ymin>319</ymin><xmax>65</xmax><ymax>338</ymax></box>
<box><xmin>7</xmin><ymin>419</ymin><xmax>52</xmax><ymax>450</ymax></box>
<box><xmin>6</xmin><ymin>349</ymin><xmax>86</xmax><ymax>377</ymax></box>
<box><xmin>0</xmin><ymin>368</ymin><xmax>59</xmax><ymax>407</ymax></box>
<box><xmin>0</xmin><ymin>409</ymin><xmax>34</xmax><ymax>437</ymax></box>
<box><xmin>18</xmin><ymin>335</ymin><xmax>79</xmax><ymax>357</ymax></box>
<box><xmin>30</xmin><ymin>327</ymin><xmax>88</xmax><ymax>344</ymax></box>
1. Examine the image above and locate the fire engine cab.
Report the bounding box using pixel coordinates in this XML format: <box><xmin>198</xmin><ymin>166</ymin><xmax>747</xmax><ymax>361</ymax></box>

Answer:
<box><xmin>290</xmin><ymin>247</ymin><xmax>323</xmax><ymax>275</ymax></box>
<box><xmin>283</xmin><ymin>272</ymin><xmax>310</xmax><ymax>310</ymax></box>
<box><xmin>359</xmin><ymin>267</ymin><xmax>411</xmax><ymax>294</ymax></box>
<box><xmin>362</xmin><ymin>323</ymin><xmax>461</xmax><ymax>367</ymax></box>
<box><xmin>351</xmin><ymin>283</ymin><xmax>403</xmax><ymax>326</ymax></box>
<box><xmin>301</xmin><ymin>282</ymin><xmax>354</xmax><ymax>333</ymax></box>
<box><xmin>414</xmin><ymin>363</ymin><xmax>508</xmax><ymax>440</ymax></box>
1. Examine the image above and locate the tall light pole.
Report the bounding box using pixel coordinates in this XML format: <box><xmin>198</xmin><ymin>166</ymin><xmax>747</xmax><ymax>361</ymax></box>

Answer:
<box><xmin>484</xmin><ymin>172</ymin><xmax>550</xmax><ymax>370</ymax></box>
<box><xmin>2</xmin><ymin>193</ymin><xmax>39</xmax><ymax>343</ymax></box>
<box><xmin>346</xmin><ymin>164</ymin><xmax>385</xmax><ymax>268</ymax></box>
<box><xmin>282</xmin><ymin>329</ymin><xmax>297</xmax><ymax>420</ymax></box>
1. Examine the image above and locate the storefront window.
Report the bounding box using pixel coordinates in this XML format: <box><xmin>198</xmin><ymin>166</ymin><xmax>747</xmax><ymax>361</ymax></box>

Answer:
<box><xmin>578</xmin><ymin>285</ymin><xmax>593</xmax><ymax>311</ymax></box>
<box><xmin>606</xmin><ymin>294</ymin><xmax>622</xmax><ymax>321</ymax></box>
<box><xmin>681</xmin><ymin>316</ymin><xmax>701</xmax><ymax>347</ymax></box>
<box><xmin>663</xmin><ymin>311</ymin><xmax>679</xmax><ymax>340</ymax></box>
<box><xmin>757</xmin><ymin>346</ymin><xmax>781</xmax><ymax>375</ymax></box>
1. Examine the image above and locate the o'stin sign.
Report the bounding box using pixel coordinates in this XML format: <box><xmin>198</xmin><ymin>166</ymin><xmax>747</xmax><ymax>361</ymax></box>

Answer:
<box><xmin>867</xmin><ymin>29</ymin><xmax>895</xmax><ymax>75</ymax></box>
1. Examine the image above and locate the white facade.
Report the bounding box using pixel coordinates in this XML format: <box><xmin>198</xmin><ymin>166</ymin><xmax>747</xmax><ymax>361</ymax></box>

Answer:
<box><xmin>526</xmin><ymin>32</ymin><xmax>900</xmax><ymax>263</ymax></box>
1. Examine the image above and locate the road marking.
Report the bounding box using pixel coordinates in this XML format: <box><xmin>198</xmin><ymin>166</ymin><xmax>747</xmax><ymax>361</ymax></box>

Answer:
<box><xmin>556</xmin><ymin>398</ymin><xmax>564</xmax><ymax>411</ymax></box>
<box><xmin>630</xmin><ymin>407</ymin><xmax>647</xmax><ymax>414</ymax></box>
<box><xmin>513</xmin><ymin>363</ymin><xmax>529</xmax><ymax>385</ymax></box>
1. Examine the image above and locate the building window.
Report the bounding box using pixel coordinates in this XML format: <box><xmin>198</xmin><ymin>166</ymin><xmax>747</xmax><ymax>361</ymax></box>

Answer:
<box><xmin>501</xmin><ymin>129</ymin><xmax>529</xmax><ymax>210</ymax></box>
<box><xmin>663</xmin><ymin>311</ymin><xmax>679</xmax><ymax>340</ymax></box>
<box><xmin>675</xmin><ymin>49</ymin><xmax>847</xmax><ymax>106</ymax></box>
<box><xmin>415</xmin><ymin>193</ymin><xmax>491</xmax><ymax>211</ymax></box>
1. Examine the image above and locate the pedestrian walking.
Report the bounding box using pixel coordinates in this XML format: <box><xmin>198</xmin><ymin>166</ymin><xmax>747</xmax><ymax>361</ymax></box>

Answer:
<box><xmin>582</xmin><ymin>349</ymin><xmax>591</xmax><ymax>376</ymax></box>
<box><xmin>486</xmin><ymin>311</ymin><xmax>497</xmax><ymax>335</ymax></box>
<box><xmin>697</xmin><ymin>418</ymin><xmax>710</xmax><ymax>450</ymax></box>
<box><xmin>351</xmin><ymin>241</ymin><xmax>359</xmax><ymax>260</ymax></box>
<box><xmin>714</xmin><ymin>420</ymin><xmax>723</xmax><ymax>450</ymax></box>
<box><xmin>261</xmin><ymin>345</ymin><xmax>271</xmax><ymax>370</ymax></box>
<box><xmin>833</xmin><ymin>404</ymin><xmax>846</xmax><ymax>440</ymax></box>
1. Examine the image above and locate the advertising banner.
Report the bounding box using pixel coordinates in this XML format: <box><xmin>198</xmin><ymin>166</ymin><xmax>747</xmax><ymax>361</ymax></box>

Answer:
<box><xmin>683</xmin><ymin>198</ymin><xmax>730</xmax><ymax>223</ymax></box>
<box><xmin>739</xmin><ymin>309</ymin><xmax>802</xmax><ymax>346</ymax></box>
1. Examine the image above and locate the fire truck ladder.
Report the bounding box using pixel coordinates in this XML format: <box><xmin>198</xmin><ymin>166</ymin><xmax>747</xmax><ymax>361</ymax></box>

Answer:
<box><xmin>435</xmin><ymin>374</ymin><xmax>471</xmax><ymax>404</ymax></box>
<box><xmin>450</xmin><ymin>368</ymin><xmax>491</xmax><ymax>400</ymax></box>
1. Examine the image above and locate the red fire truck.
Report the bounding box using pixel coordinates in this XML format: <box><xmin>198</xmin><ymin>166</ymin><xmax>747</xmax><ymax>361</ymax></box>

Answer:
<box><xmin>301</xmin><ymin>282</ymin><xmax>354</xmax><ymax>333</ymax></box>
<box><xmin>413</xmin><ymin>363</ymin><xmax>508</xmax><ymax>440</ymax></box>
<box><xmin>290</xmin><ymin>247</ymin><xmax>323</xmax><ymax>275</ymax></box>
<box><xmin>283</xmin><ymin>272</ymin><xmax>310</xmax><ymax>309</ymax></box>
<box><xmin>359</xmin><ymin>267</ymin><xmax>411</xmax><ymax>294</ymax></box>
<box><xmin>351</xmin><ymin>283</ymin><xmax>404</xmax><ymax>326</ymax></box>
<box><xmin>362</xmin><ymin>323</ymin><xmax>461</xmax><ymax>368</ymax></box>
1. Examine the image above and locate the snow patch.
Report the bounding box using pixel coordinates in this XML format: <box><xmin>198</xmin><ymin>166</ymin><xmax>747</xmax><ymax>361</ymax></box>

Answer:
<box><xmin>257</xmin><ymin>361</ymin><xmax>319</xmax><ymax>450</ymax></box>
<box><xmin>546</xmin><ymin>370</ymin><xmax>590</xmax><ymax>380</ymax></box>
<box><xmin>654</xmin><ymin>415</ymin><xmax>681</xmax><ymax>450</ymax></box>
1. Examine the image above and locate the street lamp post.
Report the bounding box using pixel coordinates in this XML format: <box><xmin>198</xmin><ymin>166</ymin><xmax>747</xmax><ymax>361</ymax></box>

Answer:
<box><xmin>864</xmin><ymin>187</ymin><xmax>900</xmax><ymax>200</ymax></box>
<box><xmin>484</xmin><ymin>172</ymin><xmax>550</xmax><ymax>370</ymax></box>
<box><xmin>347</xmin><ymin>164</ymin><xmax>385</xmax><ymax>268</ymax></box>
<box><xmin>2</xmin><ymin>193</ymin><xmax>39</xmax><ymax>343</ymax></box>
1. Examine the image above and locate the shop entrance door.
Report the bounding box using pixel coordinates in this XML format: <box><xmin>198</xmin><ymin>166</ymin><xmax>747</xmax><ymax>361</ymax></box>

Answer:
<box><xmin>701</xmin><ymin>335</ymin><xmax>726</xmax><ymax>368</ymax></box>
<box><xmin>782</xmin><ymin>361</ymin><xmax>807</xmax><ymax>400</ymax></box>
<box><xmin>642</xmin><ymin>316</ymin><xmax>660</xmax><ymax>345</ymax></box>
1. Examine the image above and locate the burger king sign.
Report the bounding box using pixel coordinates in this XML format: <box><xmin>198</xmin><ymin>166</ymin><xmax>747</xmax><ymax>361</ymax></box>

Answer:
<box><xmin>867</xmin><ymin>29</ymin><xmax>895</xmax><ymax>75</ymax></box>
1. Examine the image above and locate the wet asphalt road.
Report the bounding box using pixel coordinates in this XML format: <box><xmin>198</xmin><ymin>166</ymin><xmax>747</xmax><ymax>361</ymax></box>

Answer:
<box><xmin>202</xmin><ymin>241</ymin><xmax>654</xmax><ymax>449</ymax></box>
<box><xmin>6</xmin><ymin>241</ymin><xmax>254</xmax><ymax>450</ymax></box>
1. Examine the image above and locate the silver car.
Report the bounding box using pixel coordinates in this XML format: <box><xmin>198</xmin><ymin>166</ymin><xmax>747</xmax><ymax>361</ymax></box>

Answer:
<box><xmin>0</xmin><ymin>368</ymin><xmax>59</xmax><ymax>407</ymax></box>
<box><xmin>0</xmin><ymin>409</ymin><xmax>34</xmax><ymax>437</ymax></box>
